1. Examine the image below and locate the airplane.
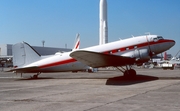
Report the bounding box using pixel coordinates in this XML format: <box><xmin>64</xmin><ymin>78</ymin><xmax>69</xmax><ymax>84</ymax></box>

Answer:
<box><xmin>10</xmin><ymin>35</ymin><xmax>175</xmax><ymax>78</ymax></box>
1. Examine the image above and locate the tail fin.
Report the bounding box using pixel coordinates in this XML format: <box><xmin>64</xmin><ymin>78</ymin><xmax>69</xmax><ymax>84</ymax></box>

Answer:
<box><xmin>13</xmin><ymin>42</ymin><xmax>41</xmax><ymax>67</ymax></box>
<box><xmin>164</xmin><ymin>52</ymin><xmax>167</xmax><ymax>60</ymax></box>
<box><xmin>73</xmin><ymin>33</ymin><xmax>80</xmax><ymax>50</ymax></box>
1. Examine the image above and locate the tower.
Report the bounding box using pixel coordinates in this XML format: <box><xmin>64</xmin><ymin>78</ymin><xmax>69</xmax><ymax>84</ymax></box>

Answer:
<box><xmin>99</xmin><ymin>0</ymin><xmax>108</xmax><ymax>45</ymax></box>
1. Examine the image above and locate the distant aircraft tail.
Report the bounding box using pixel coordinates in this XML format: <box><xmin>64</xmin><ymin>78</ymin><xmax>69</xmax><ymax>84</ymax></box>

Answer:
<box><xmin>164</xmin><ymin>52</ymin><xmax>167</xmax><ymax>60</ymax></box>
<box><xmin>12</xmin><ymin>42</ymin><xmax>41</xmax><ymax>68</ymax></box>
<box><xmin>73</xmin><ymin>33</ymin><xmax>80</xmax><ymax>50</ymax></box>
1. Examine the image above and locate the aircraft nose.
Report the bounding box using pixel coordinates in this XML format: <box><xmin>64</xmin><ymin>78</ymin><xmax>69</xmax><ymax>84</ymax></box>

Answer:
<box><xmin>166</xmin><ymin>39</ymin><xmax>176</xmax><ymax>50</ymax></box>
<box><xmin>170</xmin><ymin>40</ymin><xmax>176</xmax><ymax>47</ymax></box>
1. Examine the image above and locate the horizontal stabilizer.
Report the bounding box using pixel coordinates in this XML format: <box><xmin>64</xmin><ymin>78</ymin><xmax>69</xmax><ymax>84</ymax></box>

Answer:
<box><xmin>70</xmin><ymin>50</ymin><xmax>136</xmax><ymax>68</ymax></box>
<box><xmin>7</xmin><ymin>66</ymin><xmax>40</xmax><ymax>73</ymax></box>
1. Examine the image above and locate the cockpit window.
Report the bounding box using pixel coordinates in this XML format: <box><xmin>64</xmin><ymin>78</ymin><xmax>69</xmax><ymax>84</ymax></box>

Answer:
<box><xmin>153</xmin><ymin>36</ymin><xmax>164</xmax><ymax>42</ymax></box>
<box><xmin>157</xmin><ymin>36</ymin><xmax>164</xmax><ymax>40</ymax></box>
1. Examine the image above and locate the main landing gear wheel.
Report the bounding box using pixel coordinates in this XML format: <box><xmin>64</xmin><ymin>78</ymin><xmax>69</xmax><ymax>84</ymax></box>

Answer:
<box><xmin>124</xmin><ymin>69</ymin><xmax>136</xmax><ymax>77</ymax></box>
<box><xmin>116</xmin><ymin>66</ymin><xmax>137</xmax><ymax>78</ymax></box>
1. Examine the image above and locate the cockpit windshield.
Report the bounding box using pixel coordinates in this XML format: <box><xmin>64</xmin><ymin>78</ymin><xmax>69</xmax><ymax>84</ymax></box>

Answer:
<box><xmin>157</xmin><ymin>36</ymin><xmax>164</xmax><ymax>40</ymax></box>
<box><xmin>153</xmin><ymin>36</ymin><xmax>164</xmax><ymax>42</ymax></box>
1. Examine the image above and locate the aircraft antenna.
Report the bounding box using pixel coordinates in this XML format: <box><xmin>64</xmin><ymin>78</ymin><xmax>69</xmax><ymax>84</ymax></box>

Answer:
<box><xmin>145</xmin><ymin>32</ymin><xmax>150</xmax><ymax>35</ymax></box>
<box><xmin>119</xmin><ymin>38</ymin><xmax>122</xmax><ymax>40</ymax></box>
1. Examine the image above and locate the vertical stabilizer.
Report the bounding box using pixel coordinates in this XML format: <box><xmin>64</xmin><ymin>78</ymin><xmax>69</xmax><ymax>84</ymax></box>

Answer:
<box><xmin>164</xmin><ymin>52</ymin><xmax>167</xmax><ymax>60</ymax></box>
<box><xmin>73</xmin><ymin>33</ymin><xmax>80</xmax><ymax>50</ymax></box>
<box><xmin>13</xmin><ymin>42</ymin><xmax>41</xmax><ymax>67</ymax></box>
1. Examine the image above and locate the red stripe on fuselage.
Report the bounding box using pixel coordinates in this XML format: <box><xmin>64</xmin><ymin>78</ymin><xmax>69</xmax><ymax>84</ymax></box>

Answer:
<box><xmin>103</xmin><ymin>39</ymin><xmax>173</xmax><ymax>54</ymax></box>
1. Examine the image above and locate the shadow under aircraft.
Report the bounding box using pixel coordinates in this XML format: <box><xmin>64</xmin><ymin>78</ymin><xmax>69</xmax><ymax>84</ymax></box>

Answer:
<box><xmin>106</xmin><ymin>74</ymin><xmax>159</xmax><ymax>86</ymax></box>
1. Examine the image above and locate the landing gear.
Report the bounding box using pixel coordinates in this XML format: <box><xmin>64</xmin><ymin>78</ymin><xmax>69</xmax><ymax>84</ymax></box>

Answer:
<box><xmin>124</xmin><ymin>69</ymin><xmax>136</xmax><ymax>77</ymax></box>
<box><xmin>116</xmin><ymin>65</ymin><xmax>137</xmax><ymax>78</ymax></box>
<box><xmin>31</xmin><ymin>72</ymin><xmax>41</xmax><ymax>79</ymax></box>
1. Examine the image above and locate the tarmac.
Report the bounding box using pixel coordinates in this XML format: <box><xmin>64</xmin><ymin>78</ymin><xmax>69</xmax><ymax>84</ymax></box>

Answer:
<box><xmin>0</xmin><ymin>68</ymin><xmax>180</xmax><ymax>111</ymax></box>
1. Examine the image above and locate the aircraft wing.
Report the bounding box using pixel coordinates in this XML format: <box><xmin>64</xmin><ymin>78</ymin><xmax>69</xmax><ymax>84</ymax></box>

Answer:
<box><xmin>70</xmin><ymin>50</ymin><xmax>136</xmax><ymax>68</ymax></box>
<box><xmin>7</xmin><ymin>66</ymin><xmax>40</xmax><ymax>73</ymax></box>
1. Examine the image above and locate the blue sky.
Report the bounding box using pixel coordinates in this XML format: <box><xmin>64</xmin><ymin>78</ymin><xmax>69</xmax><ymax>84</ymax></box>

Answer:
<box><xmin>0</xmin><ymin>0</ymin><xmax>180</xmax><ymax>56</ymax></box>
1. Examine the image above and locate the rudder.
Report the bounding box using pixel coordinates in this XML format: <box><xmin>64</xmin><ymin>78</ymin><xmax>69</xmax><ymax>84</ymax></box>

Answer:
<box><xmin>13</xmin><ymin>42</ymin><xmax>41</xmax><ymax>67</ymax></box>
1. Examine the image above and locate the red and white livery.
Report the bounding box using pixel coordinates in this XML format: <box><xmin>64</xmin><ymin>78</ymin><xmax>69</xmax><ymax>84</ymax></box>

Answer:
<box><xmin>11</xmin><ymin>35</ymin><xmax>175</xmax><ymax>78</ymax></box>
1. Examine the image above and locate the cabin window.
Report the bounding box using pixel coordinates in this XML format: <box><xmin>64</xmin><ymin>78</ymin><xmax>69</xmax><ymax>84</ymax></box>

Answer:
<box><xmin>126</xmin><ymin>47</ymin><xmax>129</xmax><ymax>50</ymax></box>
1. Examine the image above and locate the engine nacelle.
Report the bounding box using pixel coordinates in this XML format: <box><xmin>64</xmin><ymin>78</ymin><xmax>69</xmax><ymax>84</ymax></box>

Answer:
<box><xmin>121</xmin><ymin>49</ymin><xmax>150</xmax><ymax>65</ymax></box>
<box><xmin>134</xmin><ymin>49</ymin><xmax>150</xmax><ymax>63</ymax></box>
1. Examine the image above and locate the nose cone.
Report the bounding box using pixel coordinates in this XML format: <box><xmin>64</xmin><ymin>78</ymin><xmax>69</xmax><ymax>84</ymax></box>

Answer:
<box><xmin>159</xmin><ymin>39</ymin><xmax>176</xmax><ymax>53</ymax></box>
<box><xmin>152</xmin><ymin>38</ymin><xmax>176</xmax><ymax>55</ymax></box>
<box><xmin>170</xmin><ymin>40</ymin><xmax>176</xmax><ymax>47</ymax></box>
<box><xmin>165</xmin><ymin>39</ymin><xmax>176</xmax><ymax>51</ymax></box>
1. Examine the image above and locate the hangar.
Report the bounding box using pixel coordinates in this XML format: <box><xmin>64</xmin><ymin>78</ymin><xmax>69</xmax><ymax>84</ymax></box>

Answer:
<box><xmin>0</xmin><ymin>44</ymin><xmax>71</xmax><ymax>56</ymax></box>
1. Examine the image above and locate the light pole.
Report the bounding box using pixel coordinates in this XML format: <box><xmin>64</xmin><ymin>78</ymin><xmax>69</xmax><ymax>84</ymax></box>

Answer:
<box><xmin>42</xmin><ymin>40</ymin><xmax>45</xmax><ymax>47</ymax></box>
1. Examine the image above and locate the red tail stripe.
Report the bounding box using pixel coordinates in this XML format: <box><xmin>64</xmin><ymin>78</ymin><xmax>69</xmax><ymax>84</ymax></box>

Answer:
<box><xmin>75</xmin><ymin>41</ymin><xmax>80</xmax><ymax>49</ymax></box>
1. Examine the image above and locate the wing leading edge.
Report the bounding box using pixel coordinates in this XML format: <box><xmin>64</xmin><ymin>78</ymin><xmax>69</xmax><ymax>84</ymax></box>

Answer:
<box><xmin>70</xmin><ymin>50</ymin><xmax>136</xmax><ymax>68</ymax></box>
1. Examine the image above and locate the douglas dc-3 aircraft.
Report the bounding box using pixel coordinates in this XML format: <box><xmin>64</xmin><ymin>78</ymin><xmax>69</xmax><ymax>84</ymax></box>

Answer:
<box><xmin>10</xmin><ymin>35</ymin><xmax>175</xmax><ymax>78</ymax></box>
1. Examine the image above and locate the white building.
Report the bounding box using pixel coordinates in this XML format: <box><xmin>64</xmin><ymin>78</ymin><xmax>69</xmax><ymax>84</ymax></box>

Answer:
<box><xmin>0</xmin><ymin>44</ymin><xmax>12</xmax><ymax>56</ymax></box>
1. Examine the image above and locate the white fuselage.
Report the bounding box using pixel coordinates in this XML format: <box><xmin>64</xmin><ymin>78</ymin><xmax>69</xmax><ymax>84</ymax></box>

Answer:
<box><xmin>24</xmin><ymin>35</ymin><xmax>175</xmax><ymax>72</ymax></box>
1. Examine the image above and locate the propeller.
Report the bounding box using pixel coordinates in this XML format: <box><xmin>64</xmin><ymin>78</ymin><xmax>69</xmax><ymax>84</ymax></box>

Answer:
<box><xmin>145</xmin><ymin>36</ymin><xmax>156</xmax><ymax>66</ymax></box>
<box><xmin>146</xmin><ymin>36</ymin><xmax>154</xmax><ymax>58</ymax></box>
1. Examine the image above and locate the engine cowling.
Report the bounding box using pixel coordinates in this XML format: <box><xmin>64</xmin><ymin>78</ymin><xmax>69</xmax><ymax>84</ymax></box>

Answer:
<box><xmin>121</xmin><ymin>49</ymin><xmax>150</xmax><ymax>65</ymax></box>
<box><xmin>134</xmin><ymin>49</ymin><xmax>150</xmax><ymax>63</ymax></box>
